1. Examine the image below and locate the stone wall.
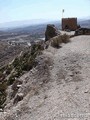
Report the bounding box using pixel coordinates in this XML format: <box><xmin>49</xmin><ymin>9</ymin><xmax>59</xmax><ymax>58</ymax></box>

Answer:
<box><xmin>62</xmin><ymin>18</ymin><xmax>77</xmax><ymax>31</ymax></box>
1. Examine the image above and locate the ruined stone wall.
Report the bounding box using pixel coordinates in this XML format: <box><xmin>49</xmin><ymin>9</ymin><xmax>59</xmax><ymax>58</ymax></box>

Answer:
<box><xmin>62</xmin><ymin>18</ymin><xmax>77</xmax><ymax>31</ymax></box>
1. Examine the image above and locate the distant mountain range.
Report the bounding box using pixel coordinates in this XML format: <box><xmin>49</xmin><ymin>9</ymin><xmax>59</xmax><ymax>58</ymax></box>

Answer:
<box><xmin>0</xmin><ymin>18</ymin><xmax>89</xmax><ymax>34</ymax></box>
<box><xmin>78</xmin><ymin>19</ymin><xmax>90</xmax><ymax>28</ymax></box>
<box><xmin>0</xmin><ymin>19</ymin><xmax>55</xmax><ymax>30</ymax></box>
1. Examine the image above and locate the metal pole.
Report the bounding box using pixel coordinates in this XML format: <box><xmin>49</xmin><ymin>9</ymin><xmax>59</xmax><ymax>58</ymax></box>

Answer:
<box><xmin>62</xmin><ymin>9</ymin><xmax>64</xmax><ymax>18</ymax></box>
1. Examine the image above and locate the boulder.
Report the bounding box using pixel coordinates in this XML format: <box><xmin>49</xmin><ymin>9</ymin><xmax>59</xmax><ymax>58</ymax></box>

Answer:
<box><xmin>13</xmin><ymin>93</ymin><xmax>24</xmax><ymax>104</ymax></box>
<box><xmin>45</xmin><ymin>24</ymin><xmax>60</xmax><ymax>41</ymax></box>
<box><xmin>12</xmin><ymin>80</ymin><xmax>22</xmax><ymax>91</ymax></box>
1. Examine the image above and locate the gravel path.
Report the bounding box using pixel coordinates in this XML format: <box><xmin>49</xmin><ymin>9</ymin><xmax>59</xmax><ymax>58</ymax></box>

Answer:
<box><xmin>1</xmin><ymin>35</ymin><xmax>90</xmax><ymax>120</ymax></box>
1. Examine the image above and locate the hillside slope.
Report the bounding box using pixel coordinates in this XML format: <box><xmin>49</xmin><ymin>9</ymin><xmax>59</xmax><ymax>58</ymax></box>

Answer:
<box><xmin>0</xmin><ymin>35</ymin><xmax>90</xmax><ymax>120</ymax></box>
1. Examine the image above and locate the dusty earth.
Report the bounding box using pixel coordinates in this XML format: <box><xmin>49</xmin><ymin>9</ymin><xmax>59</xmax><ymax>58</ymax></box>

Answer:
<box><xmin>0</xmin><ymin>35</ymin><xmax>90</xmax><ymax>120</ymax></box>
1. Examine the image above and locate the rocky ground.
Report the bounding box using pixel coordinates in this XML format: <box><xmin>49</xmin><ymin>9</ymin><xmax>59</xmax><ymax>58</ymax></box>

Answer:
<box><xmin>0</xmin><ymin>35</ymin><xmax>90</xmax><ymax>120</ymax></box>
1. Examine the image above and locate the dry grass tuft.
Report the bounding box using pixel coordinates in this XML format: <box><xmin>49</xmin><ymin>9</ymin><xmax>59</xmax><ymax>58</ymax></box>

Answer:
<box><xmin>61</xmin><ymin>34</ymin><xmax>70</xmax><ymax>43</ymax></box>
<box><xmin>50</xmin><ymin>34</ymin><xmax>70</xmax><ymax>48</ymax></box>
<box><xmin>51</xmin><ymin>36</ymin><xmax>61</xmax><ymax>48</ymax></box>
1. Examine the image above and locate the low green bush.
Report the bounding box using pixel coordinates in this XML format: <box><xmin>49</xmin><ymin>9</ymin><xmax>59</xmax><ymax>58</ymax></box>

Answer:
<box><xmin>0</xmin><ymin>82</ymin><xmax>7</xmax><ymax>108</ymax></box>
<box><xmin>0</xmin><ymin>82</ymin><xmax>7</xmax><ymax>92</ymax></box>
<box><xmin>6</xmin><ymin>65</ymin><xmax>13</xmax><ymax>75</ymax></box>
<box><xmin>13</xmin><ymin>58</ymin><xmax>20</xmax><ymax>68</ymax></box>
<box><xmin>8</xmin><ymin>73</ymin><xmax>16</xmax><ymax>85</ymax></box>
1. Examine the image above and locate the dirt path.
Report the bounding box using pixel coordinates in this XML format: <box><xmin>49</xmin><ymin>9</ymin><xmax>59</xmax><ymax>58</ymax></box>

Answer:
<box><xmin>1</xmin><ymin>35</ymin><xmax>90</xmax><ymax>120</ymax></box>
<box><xmin>19</xmin><ymin>35</ymin><xmax>90</xmax><ymax>120</ymax></box>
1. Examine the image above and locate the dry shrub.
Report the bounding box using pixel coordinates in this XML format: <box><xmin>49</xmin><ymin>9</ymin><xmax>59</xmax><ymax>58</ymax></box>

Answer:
<box><xmin>50</xmin><ymin>34</ymin><xmax>70</xmax><ymax>48</ymax></box>
<box><xmin>61</xmin><ymin>34</ymin><xmax>70</xmax><ymax>43</ymax></box>
<box><xmin>51</xmin><ymin>35</ymin><xmax>62</xmax><ymax>48</ymax></box>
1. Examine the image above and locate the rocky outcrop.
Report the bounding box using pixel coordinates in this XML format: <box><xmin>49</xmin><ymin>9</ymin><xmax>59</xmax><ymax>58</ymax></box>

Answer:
<box><xmin>75</xmin><ymin>28</ymin><xmax>90</xmax><ymax>35</ymax></box>
<box><xmin>45</xmin><ymin>24</ymin><xmax>60</xmax><ymax>41</ymax></box>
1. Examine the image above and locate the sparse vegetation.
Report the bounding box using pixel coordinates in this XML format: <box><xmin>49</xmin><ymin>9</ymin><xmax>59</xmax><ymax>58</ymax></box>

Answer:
<box><xmin>51</xmin><ymin>36</ymin><xmax>61</xmax><ymax>48</ymax></box>
<box><xmin>8</xmin><ymin>73</ymin><xmax>16</xmax><ymax>85</ymax></box>
<box><xmin>0</xmin><ymin>81</ymin><xmax>7</xmax><ymax>108</ymax></box>
<box><xmin>51</xmin><ymin>34</ymin><xmax>70</xmax><ymax>48</ymax></box>
<box><xmin>8</xmin><ymin>43</ymin><xmax>43</xmax><ymax>85</ymax></box>
<box><xmin>5</xmin><ymin>65</ymin><xmax>13</xmax><ymax>75</ymax></box>
<box><xmin>61</xmin><ymin>34</ymin><xmax>70</xmax><ymax>43</ymax></box>
<box><xmin>0</xmin><ymin>42</ymin><xmax>43</xmax><ymax>108</ymax></box>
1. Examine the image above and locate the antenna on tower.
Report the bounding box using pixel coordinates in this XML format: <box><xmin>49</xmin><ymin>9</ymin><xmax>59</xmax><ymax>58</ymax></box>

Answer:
<box><xmin>62</xmin><ymin>9</ymin><xmax>64</xmax><ymax>18</ymax></box>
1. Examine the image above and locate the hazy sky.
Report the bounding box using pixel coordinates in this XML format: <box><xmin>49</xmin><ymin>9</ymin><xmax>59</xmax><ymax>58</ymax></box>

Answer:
<box><xmin>0</xmin><ymin>0</ymin><xmax>90</xmax><ymax>23</ymax></box>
